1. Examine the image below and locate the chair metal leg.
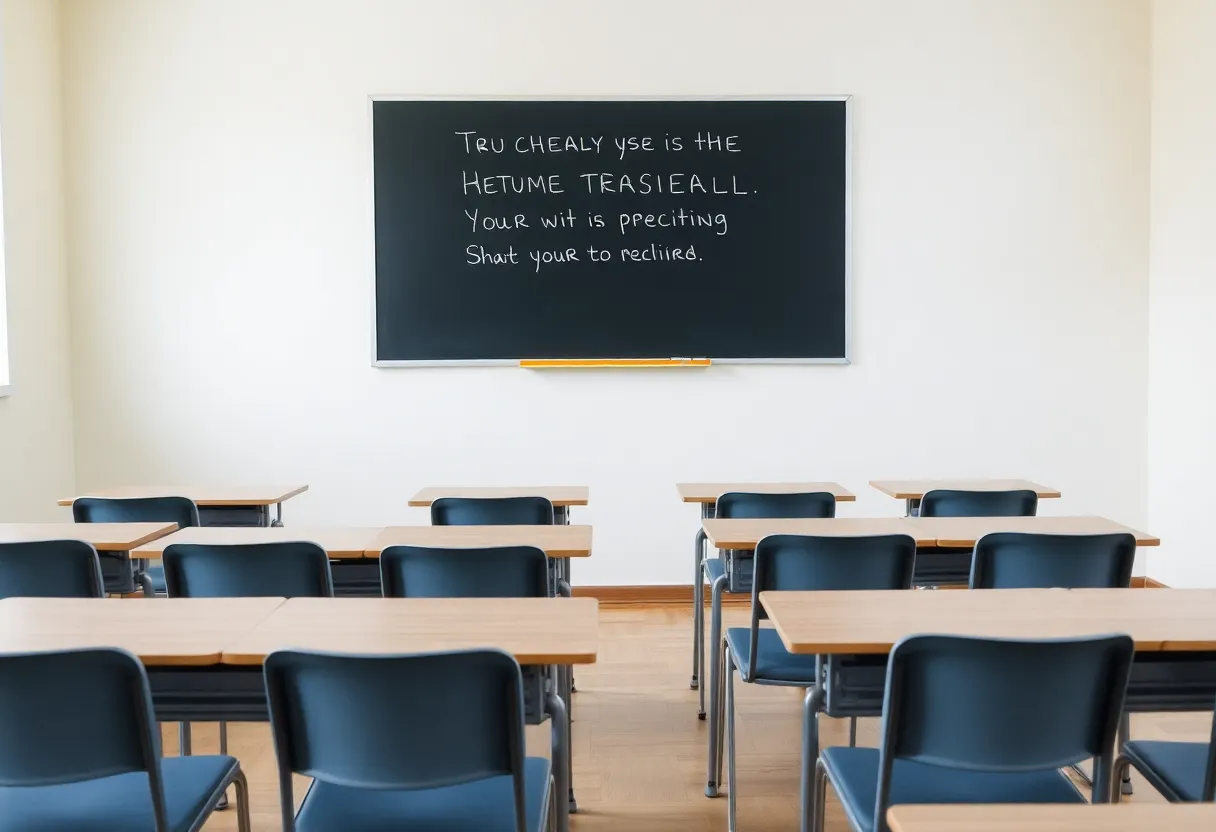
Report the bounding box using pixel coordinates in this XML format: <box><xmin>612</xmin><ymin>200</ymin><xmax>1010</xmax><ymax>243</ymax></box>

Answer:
<box><xmin>705</xmin><ymin>573</ymin><xmax>728</xmax><ymax>796</ymax></box>
<box><xmin>178</xmin><ymin>722</ymin><xmax>192</xmax><ymax>755</ymax></box>
<box><xmin>230</xmin><ymin>768</ymin><xmax>252</xmax><ymax>832</ymax></box>
<box><xmin>801</xmin><ymin>686</ymin><xmax>826</xmax><ymax>832</ymax></box>
<box><xmin>811</xmin><ymin>758</ymin><xmax>828</xmax><ymax>832</ymax></box>
<box><xmin>726</xmin><ymin>652</ymin><xmax>738</xmax><ymax>832</ymax></box>
<box><xmin>693</xmin><ymin>526</ymin><xmax>706</xmax><ymax>697</ymax></box>
<box><xmin>545</xmin><ymin>688</ymin><xmax>571</xmax><ymax>832</ymax></box>
<box><xmin>215</xmin><ymin>722</ymin><xmax>230</xmax><ymax>809</ymax></box>
<box><xmin>848</xmin><ymin>717</ymin><xmax>857</xmax><ymax>747</ymax></box>
<box><xmin>1118</xmin><ymin>713</ymin><xmax>1134</xmax><ymax>795</ymax></box>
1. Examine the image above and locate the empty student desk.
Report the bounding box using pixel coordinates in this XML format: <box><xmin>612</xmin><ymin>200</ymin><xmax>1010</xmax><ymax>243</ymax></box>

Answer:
<box><xmin>904</xmin><ymin>514</ymin><xmax>1160</xmax><ymax>548</ymax></box>
<box><xmin>59</xmin><ymin>484</ymin><xmax>309</xmax><ymax>527</ymax></box>
<box><xmin>369</xmin><ymin>524</ymin><xmax>593</xmax><ymax>595</ymax></box>
<box><xmin>409</xmin><ymin>486</ymin><xmax>589</xmax><ymax>525</ymax></box>
<box><xmin>869</xmin><ymin>478</ymin><xmax>1060</xmax><ymax>515</ymax></box>
<box><xmin>132</xmin><ymin>525</ymin><xmax>383</xmax><ymax>596</ymax></box>
<box><xmin>758</xmin><ymin>588</ymin><xmax>1216</xmax><ymax>831</ymax></box>
<box><xmin>0</xmin><ymin>522</ymin><xmax>179</xmax><ymax>595</ymax></box>
<box><xmin>886</xmin><ymin>803</ymin><xmax>1216</xmax><ymax>832</ymax></box>
<box><xmin>225</xmin><ymin>596</ymin><xmax>598</xmax><ymax>832</ymax></box>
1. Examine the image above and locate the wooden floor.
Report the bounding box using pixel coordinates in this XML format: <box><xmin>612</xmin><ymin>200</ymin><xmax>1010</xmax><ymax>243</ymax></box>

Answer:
<box><xmin>190</xmin><ymin>604</ymin><xmax>1211</xmax><ymax>831</ymax></box>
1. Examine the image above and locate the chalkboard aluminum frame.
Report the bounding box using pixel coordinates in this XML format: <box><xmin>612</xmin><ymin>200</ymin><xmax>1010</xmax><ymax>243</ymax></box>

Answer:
<box><xmin>368</xmin><ymin>94</ymin><xmax>852</xmax><ymax>367</ymax></box>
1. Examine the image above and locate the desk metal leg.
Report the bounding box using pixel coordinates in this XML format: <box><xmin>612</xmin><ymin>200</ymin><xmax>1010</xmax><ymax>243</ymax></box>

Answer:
<box><xmin>693</xmin><ymin>527</ymin><xmax>706</xmax><ymax>696</ymax></box>
<box><xmin>546</xmin><ymin>687</ymin><xmax>572</xmax><ymax>832</ymax></box>
<box><xmin>801</xmin><ymin>685</ymin><xmax>825</xmax><ymax>832</ymax></box>
<box><xmin>705</xmin><ymin>572</ymin><xmax>727</xmax><ymax>796</ymax></box>
<box><xmin>179</xmin><ymin>722</ymin><xmax>192</xmax><ymax>755</ymax></box>
<box><xmin>272</xmin><ymin>502</ymin><xmax>283</xmax><ymax>527</ymax></box>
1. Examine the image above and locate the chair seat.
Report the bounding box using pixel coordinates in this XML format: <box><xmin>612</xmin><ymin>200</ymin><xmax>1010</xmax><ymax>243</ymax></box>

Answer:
<box><xmin>0</xmin><ymin>754</ymin><xmax>237</xmax><ymax>831</ymax></box>
<box><xmin>295</xmin><ymin>756</ymin><xmax>552</xmax><ymax>831</ymax></box>
<box><xmin>822</xmin><ymin>746</ymin><xmax>1085</xmax><ymax>832</ymax></box>
<box><xmin>704</xmin><ymin>557</ymin><xmax>725</xmax><ymax>583</ymax></box>
<box><xmin>1125</xmin><ymin>740</ymin><xmax>1213</xmax><ymax>802</ymax></box>
<box><xmin>725</xmin><ymin>627</ymin><xmax>819</xmax><ymax>684</ymax></box>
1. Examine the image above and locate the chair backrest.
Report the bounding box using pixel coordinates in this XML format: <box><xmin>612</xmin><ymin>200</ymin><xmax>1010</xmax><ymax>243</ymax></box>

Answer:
<box><xmin>918</xmin><ymin>489</ymin><xmax>1037</xmax><ymax>518</ymax></box>
<box><xmin>0</xmin><ymin>648</ymin><xmax>169</xmax><ymax>828</ymax></box>
<box><xmin>0</xmin><ymin>541</ymin><xmax>105</xmax><ymax>599</ymax></box>
<box><xmin>1205</xmin><ymin>694</ymin><xmax>1216</xmax><ymax>801</ymax></box>
<box><xmin>264</xmin><ymin>648</ymin><xmax>529</xmax><ymax>832</ymax></box>
<box><xmin>970</xmin><ymin>532</ymin><xmax>1136</xmax><ymax>589</ymax></box>
<box><xmin>746</xmin><ymin>534</ymin><xmax>916</xmax><ymax>681</ymax></box>
<box><xmin>430</xmin><ymin>497</ymin><xmax>554</xmax><ymax>526</ymax></box>
<box><xmin>72</xmin><ymin>496</ymin><xmax>201</xmax><ymax>529</ymax></box>
<box><xmin>875</xmin><ymin>633</ymin><xmax>1134</xmax><ymax>824</ymax></box>
<box><xmin>715</xmin><ymin>491</ymin><xmax>837</xmax><ymax>519</ymax></box>
<box><xmin>163</xmin><ymin>542</ymin><xmax>333</xmax><ymax>598</ymax></box>
<box><xmin>379</xmin><ymin>545</ymin><xmax>549</xmax><ymax>598</ymax></box>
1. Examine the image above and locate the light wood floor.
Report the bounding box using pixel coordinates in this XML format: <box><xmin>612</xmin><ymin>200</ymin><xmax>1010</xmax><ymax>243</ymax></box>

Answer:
<box><xmin>188</xmin><ymin>604</ymin><xmax>1211</xmax><ymax>831</ymax></box>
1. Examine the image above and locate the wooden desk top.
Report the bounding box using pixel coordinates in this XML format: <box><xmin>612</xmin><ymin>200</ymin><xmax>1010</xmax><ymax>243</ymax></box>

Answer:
<box><xmin>677</xmin><ymin>483</ymin><xmax>856</xmax><ymax>503</ymax></box>
<box><xmin>0</xmin><ymin>597</ymin><xmax>285</xmax><ymax>666</ymax></box>
<box><xmin>869</xmin><ymin>479</ymin><xmax>1061</xmax><ymax>500</ymax></box>
<box><xmin>407</xmin><ymin>486</ymin><xmax>589</xmax><ymax>507</ymax></box>
<box><xmin>0</xmin><ymin>522</ymin><xmax>178</xmax><ymax>551</ymax></box>
<box><xmin>58</xmin><ymin>485</ymin><xmax>309</xmax><ymax>507</ymax></box>
<box><xmin>368</xmin><ymin>525</ymin><xmax>593</xmax><ymax>558</ymax></box>
<box><xmin>703</xmin><ymin>518</ymin><xmax>936</xmax><ymax>549</ymax></box>
<box><xmin>223</xmin><ymin>597</ymin><xmax>600</xmax><ymax>666</ymax></box>
<box><xmin>906</xmin><ymin>515</ymin><xmax>1159</xmax><ymax>547</ymax></box>
<box><xmin>760</xmin><ymin>588</ymin><xmax>1216</xmax><ymax>654</ymax></box>
<box><xmin>887</xmin><ymin>804</ymin><xmax>1216</xmax><ymax>832</ymax></box>
<box><xmin>132</xmin><ymin>526</ymin><xmax>383</xmax><ymax>560</ymax></box>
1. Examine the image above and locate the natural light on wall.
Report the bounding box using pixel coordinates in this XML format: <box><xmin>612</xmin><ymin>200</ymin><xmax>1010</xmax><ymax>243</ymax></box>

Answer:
<box><xmin>0</xmin><ymin>122</ymin><xmax>8</xmax><ymax>395</ymax></box>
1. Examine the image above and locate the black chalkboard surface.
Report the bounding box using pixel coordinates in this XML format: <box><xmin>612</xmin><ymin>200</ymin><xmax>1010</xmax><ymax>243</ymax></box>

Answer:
<box><xmin>372</xmin><ymin>98</ymin><xmax>849</xmax><ymax>364</ymax></box>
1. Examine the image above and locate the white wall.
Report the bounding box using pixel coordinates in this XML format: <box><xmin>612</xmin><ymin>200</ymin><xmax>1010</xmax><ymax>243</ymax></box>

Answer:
<box><xmin>1146</xmin><ymin>0</ymin><xmax>1216</xmax><ymax>587</ymax></box>
<box><xmin>59</xmin><ymin>0</ymin><xmax>1151</xmax><ymax>584</ymax></box>
<box><xmin>0</xmin><ymin>0</ymin><xmax>76</xmax><ymax>520</ymax></box>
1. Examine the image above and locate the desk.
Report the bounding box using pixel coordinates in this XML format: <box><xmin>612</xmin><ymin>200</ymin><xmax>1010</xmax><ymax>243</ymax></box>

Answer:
<box><xmin>869</xmin><ymin>478</ymin><xmax>1060</xmax><ymax>515</ymax></box>
<box><xmin>59</xmin><ymin>485</ymin><xmax>309</xmax><ymax>527</ymax></box>
<box><xmin>0</xmin><ymin>596</ymin><xmax>596</xmax><ymax>832</ymax></box>
<box><xmin>759</xmin><ymin>588</ymin><xmax>1216</xmax><ymax>832</ymax></box>
<box><xmin>0</xmin><ymin>522</ymin><xmax>177</xmax><ymax>551</ymax></box>
<box><xmin>132</xmin><ymin>526</ymin><xmax>384</xmax><ymax>596</ymax></box>
<box><xmin>905</xmin><ymin>515</ymin><xmax>1159</xmax><ymax>548</ymax></box>
<box><xmin>886</xmin><ymin>804</ymin><xmax>1216</xmax><ymax>832</ymax></box>
<box><xmin>678</xmin><ymin>482</ymin><xmax>855</xmax><ymax>698</ymax></box>
<box><xmin>703</xmin><ymin>517</ymin><xmax>933</xmax><ymax>550</ymax></box>
<box><xmin>408</xmin><ymin>486</ymin><xmax>589</xmax><ymax>523</ymax></box>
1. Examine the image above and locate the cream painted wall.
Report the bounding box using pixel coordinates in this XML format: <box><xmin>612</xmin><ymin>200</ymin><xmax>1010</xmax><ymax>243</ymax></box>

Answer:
<box><xmin>1146</xmin><ymin>0</ymin><xmax>1216</xmax><ymax>587</ymax></box>
<box><xmin>0</xmin><ymin>0</ymin><xmax>76</xmax><ymax>520</ymax></box>
<box><xmin>59</xmin><ymin>0</ymin><xmax>1151</xmax><ymax>583</ymax></box>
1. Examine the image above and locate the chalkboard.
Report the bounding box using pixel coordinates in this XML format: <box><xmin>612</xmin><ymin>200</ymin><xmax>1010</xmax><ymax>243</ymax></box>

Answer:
<box><xmin>371</xmin><ymin>98</ymin><xmax>850</xmax><ymax>364</ymax></box>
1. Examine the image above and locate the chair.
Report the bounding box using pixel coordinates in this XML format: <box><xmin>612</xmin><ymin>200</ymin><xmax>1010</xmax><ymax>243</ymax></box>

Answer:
<box><xmin>380</xmin><ymin>545</ymin><xmax>550</xmax><ymax>599</ymax></box>
<box><xmin>431</xmin><ymin>497</ymin><xmax>554</xmax><ymax>526</ymax></box>
<box><xmin>711</xmin><ymin>533</ymin><xmax>917</xmax><ymax>830</ymax></box>
<box><xmin>813</xmin><ymin>633</ymin><xmax>1135</xmax><ymax>832</ymax></box>
<box><xmin>970</xmin><ymin>532</ymin><xmax>1136</xmax><ymax>590</ymax></box>
<box><xmin>163</xmin><ymin>540</ymin><xmax>333</xmax><ymax>782</ymax></box>
<box><xmin>0</xmin><ymin>540</ymin><xmax>105</xmax><ymax>598</ymax></box>
<box><xmin>1115</xmin><ymin>693</ymin><xmax>1216</xmax><ymax>802</ymax></box>
<box><xmin>162</xmin><ymin>542</ymin><xmax>334</xmax><ymax>599</ymax></box>
<box><xmin>72</xmin><ymin>496</ymin><xmax>201</xmax><ymax>597</ymax></box>
<box><xmin>697</xmin><ymin>491</ymin><xmax>837</xmax><ymax>720</ymax></box>
<box><xmin>264</xmin><ymin>648</ymin><xmax>552</xmax><ymax>832</ymax></box>
<box><xmin>0</xmin><ymin>647</ymin><xmax>250</xmax><ymax>831</ymax></box>
<box><xmin>918</xmin><ymin>489</ymin><xmax>1038</xmax><ymax>518</ymax></box>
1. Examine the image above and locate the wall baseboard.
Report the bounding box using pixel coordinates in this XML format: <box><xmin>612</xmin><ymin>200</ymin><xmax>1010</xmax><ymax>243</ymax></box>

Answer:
<box><xmin>575</xmin><ymin>577</ymin><xmax>1170</xmax><ymax>606</ymax></box>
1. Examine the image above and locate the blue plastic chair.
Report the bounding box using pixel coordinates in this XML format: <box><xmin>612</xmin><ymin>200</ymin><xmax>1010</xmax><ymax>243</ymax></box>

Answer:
<box><xmin>698</xmin><ymin>491</ymin><xmax>837</xmax><ymax>720</ymax></box>
<box><xmin>264</xmin><ymin>648</ymin><xmax>553</xmax><ymax>832</ymax></box>
<box><xmin>0</xmin><ymin>540</ymin><xmax>105</xmax><ymax>598</ymax></box>
<box><xmin>431</xmin><ymin>497</ymin><xmax>554</xmax><ymax>526</ymax></box>
<box><xmin>0</xmin><ymin>647</ymin><xmax>249</xmax><ymax>831</ymax></box>
<box><xmin>72</xmin><ymin>496</ymin><xmax>201</xmax><ymax>597</ymax></box>
<box><xmin>918</xmin><ymin>489</ymin><xmax>1038</xmax><ymax>518</ymax></box>
<box><xmin>711</xmin><ymin>533</ymin><xmax>917</xmax><ymax>830</ymax></box>
<box><xmin>1116</xmin><ymin>693</ymin><xmax>1216</xmax><ymax>802</ymax></box>
<box><xmin>969</xmin><ymin>532</ymin><xmax>1136</xmax><ymax>590</ymax></box>
<box><xmin>380</xmin><ymin>546</ymin><xmax>550</xmax><ymax>598</ymax></box>
<box><xmin>813</xmin><ymin>633</ymin><xmax>1135</xmax><ymax>832</ymax></box>
<box><xmin>163</xmin><ymin>542</ymin><xmax>334</xmax><ymax>599</ymax></box>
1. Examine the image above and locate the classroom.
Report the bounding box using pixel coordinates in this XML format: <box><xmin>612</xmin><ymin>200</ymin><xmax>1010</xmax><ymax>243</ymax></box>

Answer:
<box><xmin>0</xmin><ymin>0</ymin><xmax>1212</xmax><ymax>830</ymax></box>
